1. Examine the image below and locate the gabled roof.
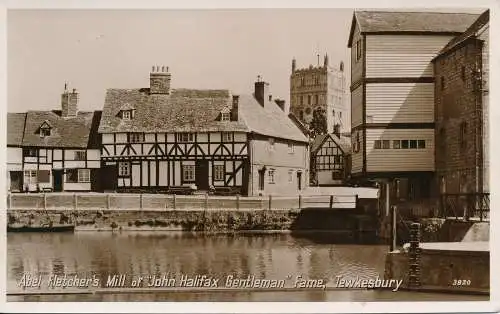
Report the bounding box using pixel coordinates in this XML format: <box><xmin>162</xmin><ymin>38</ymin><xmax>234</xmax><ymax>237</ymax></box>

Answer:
<box><xmin>98</xmin><ymin>88</ymin><xmax>248</xmax><ymax>134</ymax></box>
<box><xmin>238</xmin><ymin>95</ymin><xmax>308</xmax><ymax>143</ymax></box>
<box><xmin>435</xmin><ymin>9</ymin><xmax>489</xmax><ymax>59</ymax></box>
<box><xmin>7</xmin><ymin>112</ymin><xmax>26</xmax><ymax>146</ymax></box>
<box><xmin>310</xmin><ymin>133</ymin><xmax>351</xmax><ymax>154</ymax></box>
<box><xmin>22</xmin><ymin>110</ymin><xmax>101</xmax><ymax>148</ymax></box>
<box><xmin>348</xmin><ymin>10</ymin><xmax>480</xmax><ymax>47</ymax></box>
<box><xmin>98</xmin><ymin>87</ymin><xmax>309</xmax><ymax>143</ymax></box>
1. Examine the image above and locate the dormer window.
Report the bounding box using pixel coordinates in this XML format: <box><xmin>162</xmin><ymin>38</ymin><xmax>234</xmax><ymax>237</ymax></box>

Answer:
<box><xmin>221</xmin><ymin>112</ymin><xmax>230</xmax><ymax>121</ymax></box>
<box><xmin>123</xmin><ymin>111</ymin><xmax>131</xmax><ymax>120</ymax></box>
<box><xmin>220</xmin><ymin>107</ymin><xmax>231</xmax><ymax>122</ymax></box>
<box><xmin>39</xmin><ymin>121</ymin><xmax>52</xmax><ymax>137</ymax></box>
<box><xmin>119</xmin><ymin>103</ymin><xmax>136</xmax><ymax>120</ymax></box>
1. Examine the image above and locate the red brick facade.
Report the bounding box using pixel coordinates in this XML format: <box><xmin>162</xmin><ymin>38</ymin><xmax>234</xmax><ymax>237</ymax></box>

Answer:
<box><xmin>434</xmin><ymin>38</ymin><xmax>485</xmax><ymax>195</ymax></box>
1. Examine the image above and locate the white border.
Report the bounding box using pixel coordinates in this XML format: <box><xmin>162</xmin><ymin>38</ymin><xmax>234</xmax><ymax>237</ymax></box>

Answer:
<box><xmin>1</xmin><ymin>0</ymin><xmax>499</xmax><ymax>313</ymax></box>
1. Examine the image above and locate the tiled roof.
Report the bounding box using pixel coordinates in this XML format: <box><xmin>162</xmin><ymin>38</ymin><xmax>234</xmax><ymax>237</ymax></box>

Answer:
<box><xmin>99</xmin><ymin>87</ymin><xmax>309</xmax><ymax>143</ymax></box>
<box><xmin>238</xmin><ymin>95</ymin><xmax>308</xmax><ymax>143</ymax></box>
<box><xmin>310</xmin><ymin>133</ymin><xmax>351</xmax><ymax>154</ymax></box>
<box><xmin>436</xmin><ymin>9</ymin><xmax>489</xmax><ymax>58</ymax></box>
<box><xmin>98</xmin><ymin>88</ymin><xmax>248</xmax><ymax>134</ymax></box>
<box><xmin>7</xmin><ymin>113</ymin><xmax>26</xmax><ymax>146</ymax></box>
<box><xmin>22</xmin><ymin>111</ymin><xmax>101</xmax><ymax>148</ymax></box>
<box><xmin>348</xmin><ymin>10</ymin><xmax>480</xmax><ymax>47</ymax></box>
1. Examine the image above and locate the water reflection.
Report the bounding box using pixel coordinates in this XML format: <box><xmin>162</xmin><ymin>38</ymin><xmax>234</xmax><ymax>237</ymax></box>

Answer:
<box><xmin>7</xmin><ymin>232</ymin><xmax>487</xmax><ymax>302</ymax></box>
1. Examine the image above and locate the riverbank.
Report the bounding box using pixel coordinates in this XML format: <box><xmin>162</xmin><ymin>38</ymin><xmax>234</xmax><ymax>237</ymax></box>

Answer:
<box><xmin>7</xmin><ymin>208</ymin><xmax>379</xmax><ymax>238</ymax></box>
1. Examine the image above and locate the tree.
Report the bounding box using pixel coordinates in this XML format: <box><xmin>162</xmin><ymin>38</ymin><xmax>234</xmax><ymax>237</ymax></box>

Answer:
<box><xmin>309</xmin><ymin>108</ymin><xmax>327</xmax><ymax>137</ymax></box>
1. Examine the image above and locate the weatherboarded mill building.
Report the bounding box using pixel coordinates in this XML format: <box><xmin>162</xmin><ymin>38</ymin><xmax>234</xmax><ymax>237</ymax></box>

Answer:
<box><xmin>7</xmin><ymin>86</ymin><xmax>102</xmax><ymax>192</ymax></box>
<box><xmin>98</xmin><ymin>67</ymin><xmax>309</xmax><ymax>196</ymax></box>
<box><xmin>347</xmin><ymin>10</ymin><xmax>480</xmax><ymax>202</ymax></box>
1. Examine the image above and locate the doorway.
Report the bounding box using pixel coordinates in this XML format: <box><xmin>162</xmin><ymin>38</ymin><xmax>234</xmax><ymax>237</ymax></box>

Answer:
<box><xmin>10</xmin><ymin>171</ymin><xmax>22</xmax><ymax>192</ymax></box>
<box><xmin>53</xmin><ymin>170</ymin><xmax>64</xmax><ymax>192</ymax></box>
<box><xmin>195</xmin><ymin>160</ymin><xmax>209</xmax><ymax>190</ymax></box>
<box><xmin>297</xmin><ymin>172</ymin><xmax>302</xmax><ymax>190</ymax></box>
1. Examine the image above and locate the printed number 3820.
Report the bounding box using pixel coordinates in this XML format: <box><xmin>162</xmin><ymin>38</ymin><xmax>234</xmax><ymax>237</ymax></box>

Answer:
<box><xmin>452</xmin><ymin>279</ymin><xmax>471</xmax><ymax>286</ymax></box>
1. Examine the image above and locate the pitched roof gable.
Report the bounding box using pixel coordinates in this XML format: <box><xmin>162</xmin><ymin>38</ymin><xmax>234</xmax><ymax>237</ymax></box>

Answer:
<box><xmin>22</xmin><ymin>110</ymin><xmax>98</xmax><ymax>148</ymax></box>
<box><xmin>7</xmin><ymin>112</ymin><xmax>26</xmax><ymax>146</ymax></box>
<box><xmin>435</xmin><ymin>9</ymin><xmax>489</xmax><ymax>58</ymax></box>
<box><xmin>348</xmin><ymin>10</ymin><xmax>480</xmax><ymax>47</ymax></box>
<box><xmin>238</xmin><ymin>95</ymin><xmax>309</xmax><ymax>143</ymax></box>
<box><xmin>311</xmin><ymin>133</ymin><xmax>351</xmax><ymax>154</ymax></box>
<box><xmin>98</xmin><ymin>88</ymin><xmax>248</xmax><ymax>133</ymax></box>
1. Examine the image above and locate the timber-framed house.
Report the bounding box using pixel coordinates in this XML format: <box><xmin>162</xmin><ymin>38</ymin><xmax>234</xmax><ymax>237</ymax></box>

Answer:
<box><xmin>98</xmin><ymin>67</ymin><xmax>309</xmax><ymax>196</ymax></box>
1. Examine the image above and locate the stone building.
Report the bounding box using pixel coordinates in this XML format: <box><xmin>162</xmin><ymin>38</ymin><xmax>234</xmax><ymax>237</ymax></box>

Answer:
<box><xmin>347</xmin><ymin>10</ymin><xmax>479</xmax><ymax>202</ymax></box>
<box><xmin>433</xmin><ymin>10</ymin><xmax>489</xmax><ymax>199</ymax></box>
<box><xmin>289</xmin><ymin>55</ymin><xmax>348</xmax><ymax>136</ymax></box>
<box><xmin>98</xmin><ymin>67</ymin><xmax>309</xmax><ymax>196</ymax></box>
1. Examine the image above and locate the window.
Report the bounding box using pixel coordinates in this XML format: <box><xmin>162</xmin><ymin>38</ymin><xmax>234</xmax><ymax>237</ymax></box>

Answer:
<box><xmin>288</xmin><ymin>143</ymin><xmax>295</xmax><ymax>154</ymax></box>
<box><xmin>308</xmin><ymin>95</ymin><xmax>311</xmax><ymax>105</ymax></box>
<box><xmin>221</xmin><ymin>132</ymin><xmax>232</xmax><ymax>142</ymax></box>
<box><xmin>122</xmin><ymin>111</ymin><xmax>131</xmax><ymax>120</ymax></box>
<box><xmin>38</xmin><ymin>170</ymin><xmax>50</xmax><ymax>183</ymax></box>
<box><xmin>214</xmin><ymin>165</ymin><xmax>224</xmax><ymax>181</ymax></box>
<box><xmin>314</xmin><ymin>95</ymin><xmax>319</xmax><ymax>104</ymax></box>
<box><xmin>24</xmin><ymin>170</ymin><xmax>38</xmax><ymax>185</ymax></box>
<box><xmin>129</xmin><ymin>133</ymin><xmax>144</xmax><ymax>143</ymax></box>
<box><xmin>401</xmin><ymin>140</ymin><xmax>409</xmax><ymax>149</ymax></box>
<box><xmin>382</xmin><ymin>140</ymin><xmax>390</xmax><ymax>149</ymax></box>
<box><xmin>299</xmin><ymin>110</ymin><xmax>304</xmax><ymax>120</ymax></box>
<box><xmin>221</xmin><ymin>112</ymin><xmax>230</xmax><ymax>121</ymax></box>
<box><xmin>23</xmin><ymin>148</ymin><xmax>37</xmax><ymax>157</ymax></box>
<box><xmin>118</xmin><ymin>162</ymin><xmax>130</xmax><ymax>176</ymax></box>
<box><xmin>66</xmin><ymin>169</ymin><xmax>90</xmax><ymax>183</ymax></box>
<box><xmin>268</xmin><ymin>169</ymin><xmax>276</xmax><ymax>184</ymax></box>
<box><xmin>339</xmin><ymin>112</ymin><xmax>342</xmax><ymax>119</ymax></box>
<box><xmin>353</xmin><ymin>133</ymin><xmax>360</xmax><ymax>153</ymax></box>
<box><xmin>78</xmin><ymin>169</ymin><xmax>90</xmax><ymax>182</ymax></box>
<box><xmin>417</xmin><ymin>140</ymin><xmax>426</xmax><ymax>149</ymax></box>
<box><xmin>288</xmin><ymin>170</ymin><xmax>293</xmax><ymax>182</ymax></box>
<box><xmin>40</xmin><ymin>127</ymin><xmax>51</xmax><ymax>137</ymax></box>
<box><xmin>74</xmin><ymin>150</ymin><xmax>87</xmax><ymax>161</ymax></box>
<box><xmin>461</xmin><ymin>66</ymin><xmax>466</xmax><ymax>81</ymax></box>
<box><xmin>410</xmin><ymin>140</ymin><xmax>418</xmax><ymax>149</ymax></box>
<box><xmin>460</xmin><ymin>122</ymin><xmax>467</xmax><ymax>149</ymax></box>
<box><xmin>393</xmin><ymin>140</ymin><xmax>401</xmax><ymax>149</ymax></box>
<box><xmin>300</xmin><ymin>95</ymin><xmax>304</xmax><ymax>105</ymax></box>
<box><xmin>183</xmin><ymin>165</ymin><xmax>195</xmax><ymax>182</ymax></box>
<box><xmin>441</xmin><ymin>76</ymin><xmax>445</xmax><ymax>90</ymax></box>
<box><xmin>374</xmin><ymin>140</ymin><xmax>382</xmax><ymax>149</ymax></box>
<box><xmin>356</xmin><ymin>39</ymin><xmax>362</xmax><ymax>61</ymax></box>
<box><xmin>177</xmin><ymin>133</ymin><xmax>195</xmax><ymax>143</ymax></box>
<box><xmin>334</xmin><ymin>155</ymin><xmax>341</xmax><ymax>164</ymax></box>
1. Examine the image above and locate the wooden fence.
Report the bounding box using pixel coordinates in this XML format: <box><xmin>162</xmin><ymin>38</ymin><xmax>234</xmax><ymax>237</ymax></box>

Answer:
<box><xmin>6</xmin><ymin>193</ymin><xmax>359</xmax><ymax>211</ymax></box>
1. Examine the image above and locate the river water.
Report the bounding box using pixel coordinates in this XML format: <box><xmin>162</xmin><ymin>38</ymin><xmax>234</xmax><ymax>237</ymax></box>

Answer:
<box><xmin>7</xmin><ymin>232</ymin><xmax>487</xmax><ymax>302</ymax></box>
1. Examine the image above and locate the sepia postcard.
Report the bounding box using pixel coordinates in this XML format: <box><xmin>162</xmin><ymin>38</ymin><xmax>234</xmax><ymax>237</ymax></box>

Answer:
<box><xmin>1</xmin><ymin>0</ymin><xmax>498</xmax><ymax>313</ymax></box>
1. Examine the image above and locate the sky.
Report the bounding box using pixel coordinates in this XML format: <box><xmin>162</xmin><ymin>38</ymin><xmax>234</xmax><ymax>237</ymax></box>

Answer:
<box><xmin>7</xmin><ymin>9</ymin><xmax>354</xmax><ymax>112</ymax></box>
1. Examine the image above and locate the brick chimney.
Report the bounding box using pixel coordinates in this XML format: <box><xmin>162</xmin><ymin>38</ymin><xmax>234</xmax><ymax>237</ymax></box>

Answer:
<box><xmin>61</xmin><ymin>83</ymin><xmax>78</xmax><ymax>117</ymax></box>
<box><xmin>231</xmin><ymin>95</ymin><xmax>239</xmax><ymax>121</ymax></box>
<box><xmin>254</xmin><ymin>76</ymin><xmax>269</xmax><ymax>107</ymax></box>
<box><xmin>150</xmin><ymin>65</ymin><xmax>171</xmax><ymax>94</ymax></box>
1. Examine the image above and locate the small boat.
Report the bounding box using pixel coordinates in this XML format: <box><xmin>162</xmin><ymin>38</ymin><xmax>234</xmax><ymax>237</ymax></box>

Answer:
<box><xmin>7</xmin><ymin>223</ymin><xmax>75</xmax><ymax>233</ymax></box>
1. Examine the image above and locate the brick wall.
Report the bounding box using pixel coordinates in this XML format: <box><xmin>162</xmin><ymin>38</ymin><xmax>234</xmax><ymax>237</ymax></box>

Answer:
<box><xmin>434</xmin><ymin>39</ymin><xmax>485</xmax><ymax>195</ymax></box>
